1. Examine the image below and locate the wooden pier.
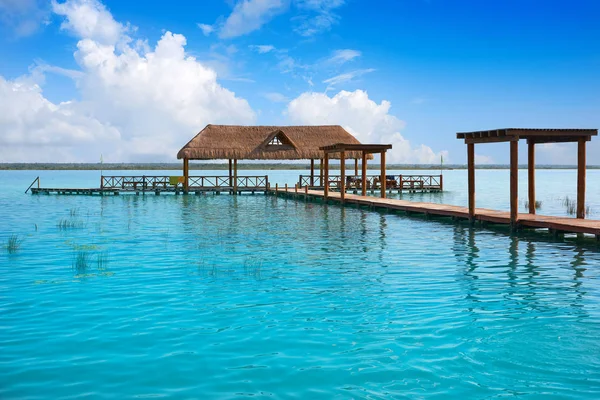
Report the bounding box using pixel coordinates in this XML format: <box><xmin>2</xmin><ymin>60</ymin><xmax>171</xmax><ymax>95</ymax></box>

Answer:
<box><xmin>274</xmin><ymin>187</ymin><xmax>600</xmax><ymax>240</ymax></box>
<box><xmin>297</xmin><ymin>174</ymin><xmax>442</xmax><ymax>193</ymax></box>
<box><xmin>27</xmin><ymin>175</ymin><xmax>269</xmax><ymax>195</ymax></box>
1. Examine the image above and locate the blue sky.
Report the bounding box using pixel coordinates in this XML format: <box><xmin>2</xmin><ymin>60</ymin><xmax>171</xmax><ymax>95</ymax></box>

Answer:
<box><xmin>0</xmin><ymin>0</ymin><xmax>599</xmax><ymax>164</ymax></box>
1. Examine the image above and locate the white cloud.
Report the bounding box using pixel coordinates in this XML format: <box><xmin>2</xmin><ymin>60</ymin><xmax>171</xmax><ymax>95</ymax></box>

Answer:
<box><xmin>0</xmin><ymin>0</ymin><xmax>50</xmax><ymax>37</ymax></box>
<box><xmin>0</xmin><ymin>72</ymin><xmax>120</xmax><ymax>162</ymax></box>
<box><xmin>52</xmin><ymin>0</ymin><xmax>127</xmax><ymax>45</ymax></box>
<box><xmin>326</xmin><ymin>49</ymin><xmax>360</xmax><ymax>64</ymax></box>
<box><xmin>219</xmin><ymin>0</ymin><xmax>289</xmax><ymax>39</ymax></box>
<box><xmin>249</xmin><ymin>44</ymin><xmax>276</xmax><ymax>53</ymax></box>
<box><xmin>197</xmin><ymin>23</ymin><xmax>214</xmax><ymax>36</ymax></box>
<box><xmin>293</xmin><ymin>0</ymin><xmax>345</xmax><ymax>37</ymax></box>
<box><xmin>0</xmin><ymin>0</ymin><xmax>255</xmax><ymax>162</ymax></box>
<box><xmin>474</xmin><ymin>154</ymin><xmax>494</xmax><ymax>164</ymax></box>
<box><xmin>323</xmin><ymin>68</ymin><xmax>375</xmax><ymax>88</ymax></box>
<box><xmin>263</xmin><ymin>92</ymin><xmax>289</xmax><ymax>102</ymax></box>
<box><xmin>287</xmin><ymin>89</ymin><xmax>448</xmax><ymax>163</ymax></box>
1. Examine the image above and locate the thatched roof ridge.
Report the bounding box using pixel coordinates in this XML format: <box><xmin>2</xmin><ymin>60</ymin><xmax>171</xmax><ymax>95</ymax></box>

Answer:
<box><xmin>177</xmin><ymin>124</ymin><xmax>369</xmax><ymax>160</ymax></box>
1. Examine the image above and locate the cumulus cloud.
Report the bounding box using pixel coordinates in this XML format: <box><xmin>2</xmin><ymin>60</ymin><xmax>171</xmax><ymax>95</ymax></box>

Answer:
<box><xmin>0</xmin><ymin>0</ymin><xmax>255</xmax><ymax>162</ymax></box>
<box><xmin>0</xmin><ymin>72</ymin><xmax>120</xmax><ymax>162</ymax></box>
<box><xmin>287</xmin><ymin>90</ymin><xmax>448</xmax><ymax>164</ymax></box>
<box><xmin>219</xmin><ymin>0</ymin><xmax>289</xmax><ymax>39</ymax></box>
<box><xmin>52</xmin><ymin>0</ymin><xmax>127</xmax><ymax>45</ymax></box>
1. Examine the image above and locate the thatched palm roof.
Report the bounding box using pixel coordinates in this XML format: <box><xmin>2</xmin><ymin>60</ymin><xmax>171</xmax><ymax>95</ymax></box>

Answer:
<box><xmin>177</xmin><ymin>125</ymin><xmax>369</xmax><ymax>160</ymax></box>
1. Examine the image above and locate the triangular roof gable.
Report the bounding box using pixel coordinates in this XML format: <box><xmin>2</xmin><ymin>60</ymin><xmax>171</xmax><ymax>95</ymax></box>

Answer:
<box><xmin>258</xmin><ymin>129</ymin><xmax>298</xmax><ymax>150</ymax></box>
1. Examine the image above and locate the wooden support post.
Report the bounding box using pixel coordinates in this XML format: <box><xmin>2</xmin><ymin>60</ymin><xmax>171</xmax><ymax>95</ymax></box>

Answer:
<box><xmin>324</xmin><ymin>153</ymin><xmax>329</xmax><ymax>199</ymax></box>
<box><xmin>228</xmin><ymin>159</ymin><xmax>233</xmax><ymax>187</ymax></box>
<box><xmin>340</xmin><ymin>151</ymin><xmax>346</xmax><ymax>202</ymax></box>
<box><xmin>467</xmin><ymin>143</ymin><xmax>475</xmax><ymax>220</ymax></box>
<box><xmin>310</xmin><ymin>159</ymin><xmax>315</xmax><ymax>187</ymax></box>
<box><xmin>380</xmin><ymin>151</ymin><xmax>386</xmax><ymax>199</ymax></box>
<box><xmin>319</xmin><ymin>158</ymin><xmax>324</xmax><ymax>187</ymax></box>
<box><xmin>361</xmin><ymin>151</ymin><xmax>367</xmax><ymax>197</ymax></box>
<box><xmin>183</xmin><ymin>158</ymin><xmax>189</xmax><ymax>192</ymax></box>
<box><xmin>354</xmin><ymin>158</ymin><xmax>358</xmax><ymax>176</ymax></box>
<box><xmin>528</xmin><ymin>141</ymin><xmax>535</xmax><ymax>214</ymax></box>
<box><xmin>510</xmin><ymin>139</ymin><xmax>519</xmax><ymax>226</ymax></box>
<box><xmin>233</xmin><ymin>159</ymin><xmax>238</xmax><ymax>195</ymax></box>
<box><xmin>577</xmin><ymin>138</ymin><xmax>586</xmax><ymax>219</ymax></box>
<box><xmin>295</xmin><ymin>184</ymin><xmax>298</xmax><ymax>194</ymax></box>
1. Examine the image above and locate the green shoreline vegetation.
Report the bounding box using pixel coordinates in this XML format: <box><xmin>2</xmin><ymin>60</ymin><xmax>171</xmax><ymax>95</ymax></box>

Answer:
<box><xmin>1</xmin><ymin>163</ymin><xmax>598</xmax><ymax>171</ymax></box>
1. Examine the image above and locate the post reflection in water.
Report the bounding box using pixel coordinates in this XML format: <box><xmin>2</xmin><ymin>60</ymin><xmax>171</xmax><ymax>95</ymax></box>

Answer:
<box><xmin>452</xmin><ymin>224</ymin><xmax>595</xmax><ymax>321</ymax></box>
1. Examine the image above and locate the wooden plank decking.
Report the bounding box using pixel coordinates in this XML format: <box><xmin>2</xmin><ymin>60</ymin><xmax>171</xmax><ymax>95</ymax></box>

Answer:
<box><xmin>274</xmin><ymin>188</ymin><xmax>600</xmax><ymax>239</ymax></box>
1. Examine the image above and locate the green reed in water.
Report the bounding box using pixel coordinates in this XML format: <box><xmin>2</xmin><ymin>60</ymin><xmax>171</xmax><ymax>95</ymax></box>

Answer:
<box><xmin>6</xmin><ymin>234</ymin><xmax>23</xmax><ymax>254</ymax></box>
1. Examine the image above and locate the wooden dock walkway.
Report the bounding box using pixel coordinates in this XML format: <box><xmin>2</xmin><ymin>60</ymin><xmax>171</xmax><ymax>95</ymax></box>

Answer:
<box><xmin>274</xmin><ymin>188</ymin><xmax>600</xmax><ymax>240</ymax></box>
<box><xmin>26</xmin><ymin>175</ymin><xmax>270</xmax><ymax>195</ymax></box>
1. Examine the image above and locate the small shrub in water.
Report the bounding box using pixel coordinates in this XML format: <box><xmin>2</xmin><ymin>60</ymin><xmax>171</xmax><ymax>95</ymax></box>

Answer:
<box><xmin>6</xmin><ymin>235</ymin><xmax>23</xmax><ymax>254</ymax></box>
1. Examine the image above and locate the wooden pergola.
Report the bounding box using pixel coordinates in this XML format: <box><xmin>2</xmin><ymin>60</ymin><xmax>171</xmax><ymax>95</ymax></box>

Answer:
<box><xmin>457</xmin><ymin>128</ymin><xmax>598</xmax><ymax>226</ymax></box>
<box><xmin>320</xmin><ymin>143</ymin><xmax>393</xmax><ymax>201</ymax></box>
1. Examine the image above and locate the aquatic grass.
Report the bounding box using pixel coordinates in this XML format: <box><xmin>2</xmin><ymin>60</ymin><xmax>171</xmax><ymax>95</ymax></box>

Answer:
<box><xmin>73</xmin><ymin>250</ymin><xmax>90</xmax><ymax>274</ymax></box>
<box><xmin>6</xmin><ymin>234</ymin><xmax>23</xmax><ymax>254</ymax></box>
<box><xmin>96</xmin><ymin>251</ymin><xmax>109</xmax><ymax>270</ymax></box>
<box><xmin>69</xmin><ymin>208</ymin><xmax>79</xmax><ymax>217</ymax></box>
<box><xmin>57</xmin><ymin>218</ymin><xmax>85</xmax><ymax>230</ymax></box>
<box><xmin>563</xmin><ymin>197</ymin><xmax>592</xmax><ymax>216</ymax></box>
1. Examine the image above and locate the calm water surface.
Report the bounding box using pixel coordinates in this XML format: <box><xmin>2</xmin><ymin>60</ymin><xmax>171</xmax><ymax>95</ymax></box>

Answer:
<box><xmin>1</xmin><ymin>170</ymin><xmax>599</xmax><ymax>399</ymax></box>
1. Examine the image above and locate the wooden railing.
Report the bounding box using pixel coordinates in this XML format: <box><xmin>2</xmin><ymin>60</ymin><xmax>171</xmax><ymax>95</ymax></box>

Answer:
<box><xmin>100</xmin><ymin>175</ymin><xmax>269</xmax><ymax>190</ymax></box>
<box><xmin>298</xmin><ymin>174</ymin><xmax>443</xmax><ymax>191</ymax></box>
<box><xmin>25</xmin><ymin>176</ymin><xmax>40</xmax><ymax>193</ymax></box>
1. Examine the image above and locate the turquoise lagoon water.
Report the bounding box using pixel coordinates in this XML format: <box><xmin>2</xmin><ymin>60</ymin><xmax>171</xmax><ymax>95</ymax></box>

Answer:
<box><xmin>1</xmin><ymin>169</ymin><xmax>600</xmax><ymax>399</ymax></box>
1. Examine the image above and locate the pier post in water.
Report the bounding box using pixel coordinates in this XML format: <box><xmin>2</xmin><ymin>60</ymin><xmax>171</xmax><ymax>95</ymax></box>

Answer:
<box><xmin>340</xmin><ymin>151</ymin><xmax>346</xmax><ymax>202</ymax></box>
<box><xmin>467</xmin><ymin>143</ymin><xmax>475</xmax><ymax>222</ymax></box>
<box><xmin>361</xmin><ymin>151</ymin><xmax>367</xmax><ymax>196</ymax></box>
<box><xmin>380</xmin><ymin>151</ymin><xmax>386</xmax><ymax>199</ymax></box>
<box><xmin>528</xmin><ymin>141</ymin><xmax>536</xmax><ymax>214</ymax></box>
<box><xmin>510</xmin><ymin>139</ymin><xmax>519</xmax><ymax>226</ymax></box>
<box><xmin>324</xmin><ymin>153</ymin><xmax>329</xmax><ymax>199</ymax></box>
<box><xmin>577</xmin><ymin>138</ymin><xmax>586</xmax><ymax>219</ymax></box>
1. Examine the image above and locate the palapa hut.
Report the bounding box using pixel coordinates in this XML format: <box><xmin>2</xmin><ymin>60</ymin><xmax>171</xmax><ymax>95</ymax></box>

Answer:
<box><xmin>177</xmin><ymin>124</ymin><xmax>370</xmax><ymax>191</ymax></box>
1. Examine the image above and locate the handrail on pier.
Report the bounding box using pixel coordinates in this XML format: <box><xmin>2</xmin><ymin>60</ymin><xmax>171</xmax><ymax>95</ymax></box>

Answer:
<box><xmin>25</xmin><ymin>176</ymin><xmax>40</xmax><ymax>194</ymax></box>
